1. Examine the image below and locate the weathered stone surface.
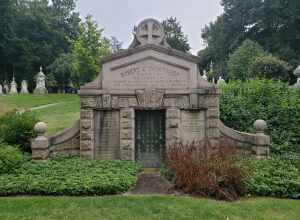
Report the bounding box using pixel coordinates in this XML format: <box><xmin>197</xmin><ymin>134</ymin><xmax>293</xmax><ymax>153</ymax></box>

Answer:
<box><xmin>74</xmin><ymin>18</ymin><xmax>271</xmax><ymax>164</ymax></box>
<box><xmin>81</xmin><ymin>119</ymin><xmax>91</xmax><ymax>129</ymax></box>
<box><xmin>80</xmin><ymin>109</ymin><xmax>93</xmax><ymax>119</ymax></box>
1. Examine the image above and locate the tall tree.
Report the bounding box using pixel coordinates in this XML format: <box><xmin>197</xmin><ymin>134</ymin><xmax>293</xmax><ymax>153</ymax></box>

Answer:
<box><xmin>200</xmin><ymin>0</ymin><xmax>300</xmax><ymax>81</ymax></box>
<box><xmin>0</xmin><ymin>0</ymin><xmax>80</xmax><ymax>90</ymax></box>
<box><xmin>162</xmin><ymin>17</ymin><xmax>191</xmax><ymax>53</ymax></box>
<box><xmin>71</xmin><ymin>15</ymin><xmax>110</xmax><ymax>86</ymax></box>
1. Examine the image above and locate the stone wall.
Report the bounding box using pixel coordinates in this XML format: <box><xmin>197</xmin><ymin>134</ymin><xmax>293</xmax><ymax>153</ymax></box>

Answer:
<box><xmin>218</xmin><ymin>121</ymin><xmax>270</xmax><ymax>158</ymax></box>
<box><xmin>48</xmin><ymin>120</ymin><xmax>80</xmax><ymax>157</ymax></box>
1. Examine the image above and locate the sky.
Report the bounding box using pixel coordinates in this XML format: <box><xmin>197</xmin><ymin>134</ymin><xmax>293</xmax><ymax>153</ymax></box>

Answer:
<box><xmin>76</xmin><ymin>0</ymin><xmax>223</xmax><ymax>55</ymax></box>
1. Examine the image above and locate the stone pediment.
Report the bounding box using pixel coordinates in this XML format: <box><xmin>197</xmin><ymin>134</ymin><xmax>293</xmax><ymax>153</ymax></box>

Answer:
<box><xmin>102</xmin><ymin>55</ymin><xmax>195</xmax><ymax>90</ymax></box>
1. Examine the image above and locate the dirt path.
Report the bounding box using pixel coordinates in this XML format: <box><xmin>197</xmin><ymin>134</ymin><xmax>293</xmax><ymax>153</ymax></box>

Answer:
<box><xmin>128</xmin><ymin>172</ymin><xmax>175</xmax><ymax>195</ymax></box>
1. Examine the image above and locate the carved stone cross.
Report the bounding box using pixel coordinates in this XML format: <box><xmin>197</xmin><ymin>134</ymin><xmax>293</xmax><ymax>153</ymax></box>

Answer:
<box><xmin>136</xmin><ymin>19</ymin><xmax>165</xmax><ymax>45</ymax></box>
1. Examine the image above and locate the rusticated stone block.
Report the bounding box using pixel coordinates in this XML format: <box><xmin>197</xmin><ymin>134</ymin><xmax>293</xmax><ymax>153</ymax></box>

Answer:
<box><xmin>207</xmin><ymin>108</ymin><xmax>219</xmax><ymax>119</ymax></box>
<box><xmin>206</xmin><ymin>119</ymin><xmax>219</xmax><ymax>129</ymax></box>
<box><xmin>80</xmin><ymin>109</ymin><xmax>93</xmax><ymax>119</ymax></box>
<box><xmin>167</xmin><ymin>118</ymin><xmax>179</xmax><ymax>128</ymax></box>
<box><xmin>120</xmin><ymin>149</ymin><xmax>134</xmax><ymax>161</ymax></box>
<box><xmin>121</xmin><ymin>120</ymin><xmax>133</xmax><ymax>129</ymax></box>
<box><xmin>120</xmin><ymin>140</ymin><xmax>134</xmax><ymax>150</ymax></box>
<box><xmin>80</xmin><ymin>150</ymin><xmax>93</xmax><ymax>160</ymax></box>
<box><xmin>81</xmin><ymin>97</ymin><xmax>97</xmax><ymax>108</ymax></box>
<box><xmin>120</xmin><ymin>129</ymin><xmax>133</xmax><ymax>140</ymax></box>
<box><xmin>206</xmin><ymin>128</ymin><xmax>220</xmax><ymax>138</ymax></box>
<box><xmin>81</xmin><ymin>119</ymin><xmax>92</xmax><ymax>129</ymax></box>
<box><xmin>167</xmin><ymin>109</ymin><xmax>180</xmax><ymax>119</ymax></box>
<box><xmin>80</xmin><ymin>140</ymin><xmax>92</xmax><ymax>150</ymax></box>
<box><xmin>81</xmin><ymin>131</ymin><xmax>92</xmax><ymax>141</ymax></box>
<box><xmin>121</xmin><ymin>109</ymin><xmax>134</xmax><ymax>119</ymax></box>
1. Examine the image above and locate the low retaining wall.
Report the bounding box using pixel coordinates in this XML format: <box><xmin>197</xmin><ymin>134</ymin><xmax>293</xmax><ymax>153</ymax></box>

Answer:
<box><xmin>31</xmin><ymin>119</ymin><xmax>270</xmax><ymax>160</ymax></box>
<box><xmin>218</xmin><ymin>121</ymin><xmax>270</xmax><ymax>158</ymax></box>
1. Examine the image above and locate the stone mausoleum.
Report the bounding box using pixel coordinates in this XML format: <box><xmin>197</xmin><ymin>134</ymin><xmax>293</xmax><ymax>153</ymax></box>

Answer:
<box><xmin>32</xmin><ymin>19</ymin><xmax>270</xmax><ymax>167</ymax></box>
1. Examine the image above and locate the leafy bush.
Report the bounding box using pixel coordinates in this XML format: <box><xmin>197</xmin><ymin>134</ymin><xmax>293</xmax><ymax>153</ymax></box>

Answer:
<box><xmin>0</xmin><ymin>111</ymin><xmax>38</xmax><ymax>152</ymax></box>
<box><xmin>0</xmin><ymin>143</ymin><xmax>24</xmax><ymax>174</ymax></box>
<box><xmin>166</xmin><ymin>140</ymin><xmax>248</xmax><ymax>201</ymax></box>
<box><xmin>244</xmin><ymin>157</ymin><xmax>300</xmax><ymax>199</ymax></box>
<box><xmin>228</xmin><ymin>39</ymin><xmax>266</xmax><ymax>81</ymax></box>
<box><xmin>220</xmin><ymin>79</ymin><xmax>300</xmax><ymax>154</ymax></box>
<box><xmin>0</xmin><ymin>157</ymin><xmax>139</xmax><ymax>196</ymax></box>
<box><xmin>250</xmin><ymin>55</ymin><xmax>292</xmax><ymax>82</ymax></box>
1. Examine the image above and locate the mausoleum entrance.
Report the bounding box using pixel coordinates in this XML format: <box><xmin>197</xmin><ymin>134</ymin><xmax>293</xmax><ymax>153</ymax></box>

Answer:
<box><xmin>135</xmin><ymin>110</ymin><xmax>166</xmax><ymax>167</ymax></box>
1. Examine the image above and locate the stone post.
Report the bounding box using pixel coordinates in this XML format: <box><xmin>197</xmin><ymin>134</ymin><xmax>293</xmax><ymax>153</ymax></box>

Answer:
<box><xmin>293</xmin><ymin>65</ymin><xmax>300</xmax><ymax>89</ymax></box>
<box><xmin>31</xmin><ymin>122</ymin><xmax>49</xmax><ymax>160</ymax></box>
<box><xmin>254</xmin><ymin>119</ymin><xmax>270</xmax><ymax>159</ymax></box>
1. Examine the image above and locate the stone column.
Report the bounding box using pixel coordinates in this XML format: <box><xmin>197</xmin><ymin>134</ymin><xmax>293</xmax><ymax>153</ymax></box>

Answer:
<box><xmin>166</xmin><ymin>108</ymin><xmax>180</xmax><ymax>147</ymax></box>
<box><xmin>31</xmin><ymin>122</ymin><xmax>49</xmax><ymax>160</ymax></box>
<box><xmin>254</xmin><ymin>120</ymin><xmax>270</xmax><ymax>159</ymax></box>
<box><xmin>120</xmin><ymin>108</ymin><xmax>135</xmax><ymax>161</ymax></box>
<box><xmin>80</xmin><ymin>109</ymin><xmax>94</xmax><ymax>159</ymax></box>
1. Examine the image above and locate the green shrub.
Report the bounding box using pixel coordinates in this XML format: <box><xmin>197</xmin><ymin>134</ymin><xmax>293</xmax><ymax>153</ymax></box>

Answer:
<box><xmin>228</xmin><ymin>39</ymin><xmax>266</xmax><ymax>81</ymax></box>
<box><xmin>0</xmin><ymin>157</ymin><xmax>139</xmax><ymax>196</ymax></box>
<box><xmin>0</xmin><ymin>143</ymin><xmax>23</xmax><ymax>174</ymax></box>
<box><xmin>250</xmin><ymin>55</ymin><xmax>292</xmax><ymax>82</ymax></box>
<box><xmin>244</xmin><ymin>157</ymin><xmax>300</xmax><ymax>199</ymax></box>
<box><xmin>0</xmin><ymin>111</ymin><xmax>38</xmax><ymax>152</ymax></box>
<box><xmin>220</xmin><ymin>79</ymin><xmax>300</xmax><ymax>154</ymax></box>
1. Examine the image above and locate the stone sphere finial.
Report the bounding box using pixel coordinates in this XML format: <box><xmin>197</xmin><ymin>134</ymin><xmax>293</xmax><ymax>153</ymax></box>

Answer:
<box><xmin>34</xmin><ymin>122</ymin><xmax>48</xmax><ymax>136</ymax></box>
<box><xmin>254</xmin><ymin>119</ymin><xmax>267</xmax><ymax>134</ymax></box>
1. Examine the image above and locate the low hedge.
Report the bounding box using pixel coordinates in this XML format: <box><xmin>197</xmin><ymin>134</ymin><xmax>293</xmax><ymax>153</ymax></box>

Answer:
<box><xmin>244</xmin><ymin>157</ymin><xmax>300</xmax><ymax>199</ymax></box>
<box><xmin>0</xmin><ymin>157</ymin><xmax>140</xmax><ymax>196</ymax></box>
<box><xmin>220</xmin><ymin>79</ymin><xmax>300</xmax><ymax>154</ymax></box>
<box><xmin>0</xmin><ymin>111</ymin><xmax>38</xmax><ymax>152</ymax></box>
<box><xmin>0</xmin><ymin>143</ymin><xmax>24</xmax><ymax>174</ymax></box>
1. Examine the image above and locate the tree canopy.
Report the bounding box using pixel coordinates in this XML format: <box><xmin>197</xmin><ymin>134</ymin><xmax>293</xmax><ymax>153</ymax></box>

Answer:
<box><xmin>162</xmin><ymin>17</ymin><xmax>191</xmax><ymax>53</ymax></box>
<box><xmin>199</xmin><ymin>0</ymin><xmax>300</xmax><ymax>81</ymax></box>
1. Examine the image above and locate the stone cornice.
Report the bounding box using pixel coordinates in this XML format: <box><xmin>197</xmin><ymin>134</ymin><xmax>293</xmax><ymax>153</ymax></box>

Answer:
<box><xmin>101</xmin><ymin>44</ymin><xmax>200</xmax><ymax>64</ymax></box>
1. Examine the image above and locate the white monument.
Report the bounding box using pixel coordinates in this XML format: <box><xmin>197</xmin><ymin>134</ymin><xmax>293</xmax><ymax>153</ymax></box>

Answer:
<box><xmin>3</xmin><ymin>81</ymin><xmax>9</xmax><ymax>94</ymax></box>
<box><xmin>34</xmin><ymin>66</ymin><xmax>48</xmax><ymax>94</ymax></box>
<box><xmin>202</xmin><ymin>70</ymin><xmax>208</xmax><ymax>81</ymax></box>
<box><xmin>9</xmin><ymin>76</ymin><xmax>18</xmax><ymax>94</ymax></box>
<box><xmin>21</xmin><ymin>80</ymin><xmax>29</xmax><ymax>94</ymax></box>
<box><xmin>217</xmin><ymin>76</ymin><xmax>226</xmax><ymax>85</ymax></box>
<box><xmin>293</xmin><ymin>65</ymin><xmax>300</xmax><ymax>89</ymax></box>
<box><xmin>0</xmin><ymin>84</ymin><xmax>3</xmax><ymax>95</ymax></box>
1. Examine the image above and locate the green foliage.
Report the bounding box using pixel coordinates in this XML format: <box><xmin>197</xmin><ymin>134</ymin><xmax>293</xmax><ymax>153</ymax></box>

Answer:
<box><xmin>250</xmin><ymin>55</ymin><xmax>292</xmax><ymax>81</ymax></box>
<box><xmin>162</xmin><ymin>17</ymin><xmax>191</xmax><ymax>53</ymax></box>
<box><xmin>228</xmin><ymin>39</ymin><xmax>266</xmax><ymax>80</ymax></box>
<box><xmin>0</xmin><ymin>0</ymin><xmax>81</xmax><ymax>90</ymax></box>
<box><xmin>200</xmin><ymin>0</ymin><xmax>300</xmax><ymax>78</ymax></box>
<box><xmin>48</xmin><ymin>53</ymin><xmax>75</xmax><ymax>90</ymax></box>
<box><xmin>244</xmin><ymin>157</ymin><xmax>300</xmax><ymax>199</ymax></box>
<box><xmin>220</xmin><ymin>79</ymin><xmax>300</xmax><ymax>154</ymax></box>
<box><xmin>0</xmin><ymin>143</ymin><xmax>23</xmax><ymax>174</ymax></box>
<box><xmin>0</xmin><ymin>111</ymin><xmax>38</xmax><ymax>152</ymax></box>
<box><xmin>71</xmin><ymin>15</ymin><xmax>110</xmax><ymax>86</ymax></box>
<box><xmin>0</xmin><ymin>157</ymin><xmax>139</xmax><ymax>196</ymax></box>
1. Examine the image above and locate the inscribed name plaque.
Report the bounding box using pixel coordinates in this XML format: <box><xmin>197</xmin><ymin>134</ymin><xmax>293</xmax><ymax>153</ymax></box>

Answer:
<box><xmin>105</xmin><ymin>59</ymin><xmax>190</xmax><ymax>90</ymax></box>
<box><xmin>94</xmin><ymin>111</ymin><xmax>120</xmax><ymax>160</ymax></box>
<box><xmin>181</xmin><ymin>110</ymin><xmax>205</xmax><ymax>142</ymax></box>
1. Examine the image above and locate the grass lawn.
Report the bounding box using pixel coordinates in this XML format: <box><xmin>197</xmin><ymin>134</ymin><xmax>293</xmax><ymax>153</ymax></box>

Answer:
<box><xmin>0</xmin><ymin>94</ymin><xmax>80</xmax><ymax>134</ymax></box>
<box><xmin>0</xmin><ymin>196</ymin><xmax>299</xmax><ymax>220</ymax></box>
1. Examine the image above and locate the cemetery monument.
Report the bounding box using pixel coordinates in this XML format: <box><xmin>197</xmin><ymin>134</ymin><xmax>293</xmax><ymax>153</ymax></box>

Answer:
<box><xmin>34</xmin><ymin>66</ymin><xmax>48</xmax><ymax>94</ymax></box>
<box><xmin>9</xmin><ymin>76</ymin><xmax>18</xmax><ymax>94</ymax></box>
<box><xmin>32</xmin><ymin>18</ymin><xmax>270</xmax><ymax>167</ymax></box>
<box><xmin>21</xmin><ymin>80</ymin><xmax>29</xmax><ymax>94</ymax></box>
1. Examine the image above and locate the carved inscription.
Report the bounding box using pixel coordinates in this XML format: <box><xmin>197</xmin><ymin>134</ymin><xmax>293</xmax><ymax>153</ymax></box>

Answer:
<box><xmin>95</xmin><ymin>111</ymin><xmax>120</xmax><ymax>160</ymax></box>
<box><xmin>181</xmin><ymin>110</ymin><xmax>205</xmax><ymax>142</ymax></box>
<box><xmin>106</xmin><ymin>60</ymin><xmax>190</xmax><ymax>89</ymax></box>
